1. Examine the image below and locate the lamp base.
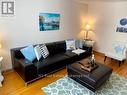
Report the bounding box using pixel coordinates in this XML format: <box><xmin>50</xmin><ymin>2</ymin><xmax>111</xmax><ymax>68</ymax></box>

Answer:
<box><xmin>0</xmin><ymin>57</ymin><xmax>3</xmax><ymax>62</ymax></box>
<box><xmin>84</xmin><ymin>39</ymin><xmax>92</xmax><ymax>41</ymax></box>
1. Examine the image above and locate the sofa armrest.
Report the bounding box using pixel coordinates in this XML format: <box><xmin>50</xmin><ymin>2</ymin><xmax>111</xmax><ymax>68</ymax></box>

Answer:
<box><xmin>11</xmin><ymin>48</ymin><xmax>24</xmax><ymax>69</ymax></box>
<box><xmin>14</xmin><ymin>58</ymin><xmax>38</xmax><ymax>83</ymax></box>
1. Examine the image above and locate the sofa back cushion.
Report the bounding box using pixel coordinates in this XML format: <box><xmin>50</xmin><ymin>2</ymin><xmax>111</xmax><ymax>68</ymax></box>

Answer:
<box><xmin>54</xmin><ymin>41</ymin><xmax>66</xmax><ymax>53</ymax></box>
<box><xmin>45</xmin><ymin>43</ymin><xmax>56</xmax><ymax>56</ymax></box>
<box><xmin>45</xmin><ymin>41</ymin><xmax>66</xmax><ymax>55</ymax></box>
<box><xmin>11</xmin><ymin>41</ymin><xmax>67</xmax><ymax>59</ymax></box>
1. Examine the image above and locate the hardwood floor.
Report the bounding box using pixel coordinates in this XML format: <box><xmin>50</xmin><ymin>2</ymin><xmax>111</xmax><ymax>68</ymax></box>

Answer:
<box><xmin>0</xmin><ymin>69</ymin><xmax>67</xmax><ymax>95</ymax></box>
<box><xmin>1</xmin><ymin>52</ymin><xmax>127</xmax><ymax>95</ymax></box>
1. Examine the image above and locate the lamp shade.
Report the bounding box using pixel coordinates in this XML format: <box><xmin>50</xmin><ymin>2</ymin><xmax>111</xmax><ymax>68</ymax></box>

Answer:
<box><xmin>85</xmin><ymin>24</ymin><xmax>91</xmax><ymax>31</ymax></box>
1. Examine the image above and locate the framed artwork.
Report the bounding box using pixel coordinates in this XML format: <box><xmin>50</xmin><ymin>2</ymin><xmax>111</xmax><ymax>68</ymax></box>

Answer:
<box><xmin>116</xmin><ymin>18</ymin><xmax>127</xmax><ymax>33</ymax></box>
<box><xmin>39</xmin><ymin>13</ymin><xmax>60</xmax><ymax>31</ymax></box>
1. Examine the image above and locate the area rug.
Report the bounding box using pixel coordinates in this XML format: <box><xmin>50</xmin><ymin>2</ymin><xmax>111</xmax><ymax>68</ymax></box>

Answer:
<box><xmin>42</xmin><ymin>73</ymin><xmax>127</xmax><ymax>95</ymax></box>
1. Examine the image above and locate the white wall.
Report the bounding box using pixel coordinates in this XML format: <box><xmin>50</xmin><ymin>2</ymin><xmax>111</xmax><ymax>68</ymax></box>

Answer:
<box><xmin>88</xmin><ymin>1</ymin><xmax>127</xmax><ymax>53</ymax></box>
<box><xmin>0</xmin><ymin>0</ymin><xmax>88</xmax><ymax>70</ymax></box>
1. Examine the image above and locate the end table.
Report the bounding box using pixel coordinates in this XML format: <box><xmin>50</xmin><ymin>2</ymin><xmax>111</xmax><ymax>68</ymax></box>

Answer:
<box><xmin>84</xmin><ymin>39</ymin><xmax>95</xmax><ymax>47</ymax></box>
<box><xmin>0</xmin><ymin>57</ymin><xmax>4</xmax><ymax>87</ymax></box>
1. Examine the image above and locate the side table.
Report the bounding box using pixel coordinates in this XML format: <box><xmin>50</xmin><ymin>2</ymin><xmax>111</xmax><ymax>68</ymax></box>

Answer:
<box><xmin>0</xmin><ymin>57</ymin><xmax>4</xmax><ymax>87</ymax></box>
<box><xmin>84</xmin><ymin>39</ymin><xmax>95</xmax><ymax>47</ymax></box>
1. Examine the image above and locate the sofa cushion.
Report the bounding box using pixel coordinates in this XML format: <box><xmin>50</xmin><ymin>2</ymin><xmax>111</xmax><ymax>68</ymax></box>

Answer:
<box><xmin>35</xmin><ymin>54</ymin><xmax>70</xmax><ymax>74</ymax></box>
<box><xmin>46</xmin><ymin>43</ymin><xmax>56</xmax><ymax>55</ymax></box>
<box><xmin>64</xmin><ymin>50</ymin><xmax>77</xmax><ymax>57</ymax></box>
<box><xmin>64</xmin><ymin>50</ymin><xmax>91</xmax><ymax>62</ymax></box>
<box><xmin>45</xmin><ymin>41</ymin><xmax>66</xmax><ymax>55</ymax></box>
<box><xmin>54</xmin><ymin>41</ymin><xmax>66</xmax><ymax>54</ymax></box>
<box><xmin>63</xmin><ymin>50</ymin><xmax>79</xmax><ymax>63</ymax></box>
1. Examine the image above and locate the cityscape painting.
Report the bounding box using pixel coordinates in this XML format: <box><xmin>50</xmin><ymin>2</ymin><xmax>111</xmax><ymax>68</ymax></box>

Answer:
<box><xmin>39</xmin><ymin>13</ymin><xmax>60</xmax><ymax>31</ymax></box>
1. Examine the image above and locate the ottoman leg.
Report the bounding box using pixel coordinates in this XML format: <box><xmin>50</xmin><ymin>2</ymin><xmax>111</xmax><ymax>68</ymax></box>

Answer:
<box><xmin>119</xmin><ymin>61</ymin><xmax>121</xmax><ymax>67</ymax></box>
<box><xmin>104</xmin><ymin>56</ymin><xmax>107</xmax><ymax>62</ymax></box>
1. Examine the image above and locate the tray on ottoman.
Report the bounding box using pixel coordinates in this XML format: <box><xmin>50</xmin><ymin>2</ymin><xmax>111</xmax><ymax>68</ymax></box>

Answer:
<box><xmin>79</xmin><ymin>61</ymin><xmax>98</xmax><ymax>72</ymax></box>
<box><xmin>67</xmin><ymin>58</ymin><xmax>113</xmax><ymax>92</ymax></box>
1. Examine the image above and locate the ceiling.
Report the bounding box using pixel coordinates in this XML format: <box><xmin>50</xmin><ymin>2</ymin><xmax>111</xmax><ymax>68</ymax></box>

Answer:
<box><xmin>75</xmin><ymin>0</ymin><xmax>127</xmax><ymax>3</ymax></box>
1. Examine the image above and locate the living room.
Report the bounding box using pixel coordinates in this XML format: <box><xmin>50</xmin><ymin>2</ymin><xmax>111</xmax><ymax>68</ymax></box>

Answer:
<box><xmin>0</xmin><ymin>0</ymin><xmax>127</xmax><ymax>95</ymax></box>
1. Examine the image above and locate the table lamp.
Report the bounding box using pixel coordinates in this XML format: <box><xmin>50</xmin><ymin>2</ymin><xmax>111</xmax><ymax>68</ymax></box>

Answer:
<box><xmin>85</xmin><ymin>24</ymin><xmax>91</xmax><ymax>40</ymax></box>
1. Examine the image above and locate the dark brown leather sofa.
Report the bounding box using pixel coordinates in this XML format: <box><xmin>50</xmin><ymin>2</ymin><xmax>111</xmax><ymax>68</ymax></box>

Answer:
<box><xmin>11</xmin><ymin>40</ymin><xmax>92</xmax><ymax>85</ymax></box>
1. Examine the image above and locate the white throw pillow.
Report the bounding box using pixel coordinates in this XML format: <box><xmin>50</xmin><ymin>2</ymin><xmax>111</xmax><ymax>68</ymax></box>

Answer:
<box><xmin>34</xmin><ymin>45</ymin><xmax>42</xmax><ymax>61</ymax></box>
<box><xmin>75</xmin><ymin>39</ymin><xmax>84</xmax><ymax>49</ymax></box>
<box><xmin>66</xmin><ymin>39</ymin><xmax>76</xmax><ymax>50</ymax></box>
<box><xmin>39</xmin><ymin>44</ymin><xmax>49</xmax><ymax>58</ymax></box>
<box><xmin>114</xmin><ymin>45</ymin><xmax>126</xmax><ymax>54</ymax></box>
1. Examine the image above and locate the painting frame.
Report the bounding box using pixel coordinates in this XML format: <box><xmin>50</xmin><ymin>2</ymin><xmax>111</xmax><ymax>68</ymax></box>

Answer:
<box><xmin>116</xmin><ymin>18</ymin><xmax>127</xmax><ymax>33</ymax></box>
<box><xmin>39</xmin><ymin>13</ymin><xmax>60</xmax><ymax>31</ymax></box>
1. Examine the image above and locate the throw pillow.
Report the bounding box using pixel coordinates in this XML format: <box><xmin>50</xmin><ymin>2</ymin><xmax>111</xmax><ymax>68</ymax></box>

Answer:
<box><xmin>20</xmin><ymin>45</ymin><xmax>36</xmax><ymax>61</ymax></box>
<box><xmin>75</xmin><ymin>39</ymin><xmax>84</xmax><ymax>49</ymax></box>
<box><xmin>34</xmin><ymin>45</ymin><xmax>43</xmax><ymax>60</ymax></box>
<box><xmin>39</xmin><ymin>44</ymin><xmax>49</xmax><ymax>58</ymax></box>
<box><xmin>114</xmin><ymin>45</ymin><xmax>126</xmax><ymax>54</ymax></box>
<box><xmin>66</xmin><ymin>39</ymin><xmax>76</xmax><ymax>50</ymax></box>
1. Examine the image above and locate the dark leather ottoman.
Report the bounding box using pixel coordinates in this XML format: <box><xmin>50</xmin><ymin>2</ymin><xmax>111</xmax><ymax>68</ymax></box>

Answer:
<box><xmin>67</xmin><ymin>58</ymin><xmax>113</xmax><ymax>92</ymax></box>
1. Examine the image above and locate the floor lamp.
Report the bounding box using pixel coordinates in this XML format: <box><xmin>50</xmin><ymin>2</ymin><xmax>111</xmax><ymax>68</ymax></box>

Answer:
<box><xmin>0</xmin><ymin>43</ymin><xmax>1</xmax><ymax>49</ymax></box>
<box><xmin>0</xmin><ymin>43</ymin><xmax>3</xmax><ymax>61</ymax></box>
